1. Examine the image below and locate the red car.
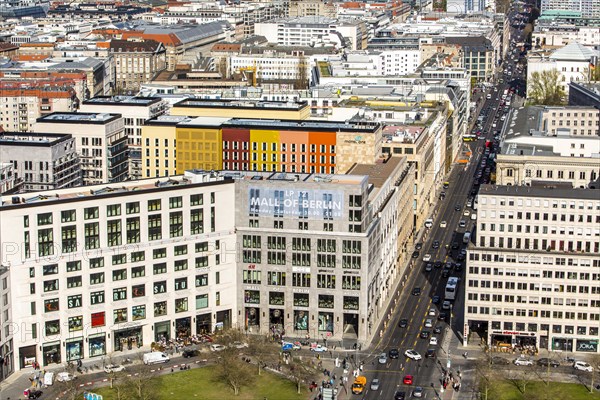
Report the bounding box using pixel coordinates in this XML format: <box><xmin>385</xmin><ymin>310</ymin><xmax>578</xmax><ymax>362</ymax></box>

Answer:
<box><xmin>403</xmin><ymin>375</ymin><xmax>413</xmax><ymax>385</ymax></box>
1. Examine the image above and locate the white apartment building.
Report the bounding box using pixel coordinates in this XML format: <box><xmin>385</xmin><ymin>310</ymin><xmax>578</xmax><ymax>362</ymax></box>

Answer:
<box><xmin>532</xmin><ymin>24</ymin><xmax>600</xmax><ymax>49</ymax></box>
<box><xmin>0</xmin><ymin>172</ymin><xmax>237</xmax><ymax>373</ymax></box>
<box><xmin>80</xmin><ymin>97</ymin><xmax>168</xmax><ymax>180</ymax></box>
<box><xmin>496</xmin><ymin>106</ymin><xmax>600</xmax><ymax>188</ymax></box>
<box><xmin>527</xmin><ymin>43</ymin><xmax>600</xmax><ymax>96</ymax></box>
<box><xmin>0</xmin><ymin>132</ymin><xmax>81</xmax><ymax>192</ymax></box>
<box><xmin>540</xmin><ymin>0</ymin><xmax>600</xmax><ymax>19</ymax></box>
<box><xmin>464</xmin><ymin>185</ymin><xmax>600</xmax><ymax>354</ymax></box>
<box><xmin>327</xmin><ymin>50</ymin><xmax>421</xmax><ymax>77</ymax></box>
<box><xmin>254</xmin><ymin>16</ymin><xmax>367</xmax><ymax>50</ymax></box>
<box><xmin>34</xmin><ymin>112</ymin><xmax>129</xmax><ymax>185</ymax></box>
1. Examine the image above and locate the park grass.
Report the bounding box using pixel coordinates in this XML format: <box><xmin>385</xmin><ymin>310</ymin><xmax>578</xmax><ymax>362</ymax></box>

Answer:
<box><xmin>485</xmin><ymin>379</ymin><xmax>600</xmax><ymax>400</ymax></box>
<box><xmin>94</xmin><ymin>366</ymin><xmax>308</xmax><ymax>400</ymax></box>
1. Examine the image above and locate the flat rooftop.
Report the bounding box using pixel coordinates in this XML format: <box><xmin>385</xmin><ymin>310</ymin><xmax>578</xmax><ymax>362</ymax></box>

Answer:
<box><xmin>348</xmin><ymin>157</ymin><xmax>403</xmax><ymax>188</ymax></box>
<box><xmin>223</xmin><ymin>119</ymin><xmax>381</xmax><ymax>133</ymax></box>
<box><xmin>0</xmin><ymin>174</ymin><xmax>229</xmax><ymax>208</ymax></box>
<box><xmin>145</xmin><ymin>115</ymin><xmax>194</xmax><ymax>126</ymax></box>
<box><xmin>479</xmin><ymin>184</ymin><xmax>600</xmax><ymax>200</ymax></box>
<box><xmin>83</xmin><ymin>96</ymin><xmax>162</xmax><ymax>106</ymax></box>
<box><xmin>0</xmin><ymin>132</ymin><xmax>72</xmax><ymax>145</ymax></box>
<box><xmin>216</xmin><ymin>170</ymin><xmax>367</xmax><ymax>186</ymax></box>
<box><xmin>37</xmin><ymin>112</ymin><xmax>121</xmax><ymax>124</ymax></box>
<box><xmin>173</xmin><ymin>98</ymin><xmax>309</xmax><ymax>111</ymax></box>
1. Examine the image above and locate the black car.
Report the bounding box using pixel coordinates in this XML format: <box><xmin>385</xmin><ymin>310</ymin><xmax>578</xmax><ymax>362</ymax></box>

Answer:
<box><xmin>454</xmin><ymin>205</ymin><xmax>461</xmax><ymax>211</ymax></box>
<box><xmin>537</xmin><ymin>358</ymin><xmax>560</xmax><ymax>368</ymax></box>
<box><xmin>451</xmin><ymin>242</ymin><xmax>460</xmax><ymax>250</ymax></box>
<box><xmin>432</xmin><ymin>295</ymin><xmax>440</xmax><ymax>304</ymax></box>
<box><xmin>491</xmin><ymin>356</ymin><xmax>510</xmax><ymax>365</ymax></box>
<box><xmin>426</xmin><ymin>349</ymin><xmax>436</xmax><ymax>358</ymax></box>
<box><xmin>412</xmin><ymin>287</ymin><xmax>421</xmax><ymax>296</ymax></box>
<box><xmin>398</xmin><ymin>318</ymin><xmax>408</xmax><ymax>328</ymax></box>
<box><xmin>420</xmin><ymin>330</ymin><xmax>430</xmax><ymax>339</ymax></box>
<box><xmin>444</xmin><ymin>262</ymin><xmax>453</xmax><ymax>270</ymax></box>
<box><xmin>456</xmin><ymin>254</ymin><xmax>466</xmax><ymax>262</ymax></box>
<box><xmin>438</xmin><ymin>312</ymin><xmax>447</xmax><ymax>321</ymax></box>
<box><xmin>389</xmin><ymin>348</ymin><xmax>400</xmax><ymax>359</ymax></box>
<box><xmin>182</xmin><ymin>348</ymin><xmax>199</xmax><ymax>358</ymax></box>
<box><xmin>415</xmin><ymin>243</ymin><xmax>423</xmax><ymax>250</ymax></box>
<box><xmin>441</xmin><ymin>270</ymin><xmax>449</xmax><ymax>278</ymax></box>
<box><xmin>432</xmin><ymin>241</ymin><xmax>440</xmax><ymax>249</ymax></box>
<box><xmin>434</xmin><ymin>261</ymin><xmax>443</xmax><ymax>269</ymax></box>
<box><xmin>433</xmin><ymin>326</ymin><xmax>442</xmax><ymax>334</ymax></box>
<box><xmin>411</xmin><ymin>251</ymin><xmax>420</xmax><ymax>259</ymax></box>
<box><xmin>455</xmin><ymin>263</ymin><xmax>463</xmax><ymax>272</ymax></box>
<box><xmin>394</xmin><ymin>391</ymin><xmax>406</xmax><ymax>400</ymax></box>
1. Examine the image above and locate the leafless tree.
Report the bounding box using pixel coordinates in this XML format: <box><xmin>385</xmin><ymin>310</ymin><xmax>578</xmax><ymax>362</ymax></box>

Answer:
<box><xmin>212</xmin><ymin>349</ymin><xmax>255</xmax><ymax>396</ymax></box>
<box><xmin>245</xmin><ymin>334</ymin><xmax>279</xmax><ymax>376</ymax></box>
<box><xmin>285</xmin><ymin>356</ymin><xmax>319</xmax><ymax>394</ymax></box>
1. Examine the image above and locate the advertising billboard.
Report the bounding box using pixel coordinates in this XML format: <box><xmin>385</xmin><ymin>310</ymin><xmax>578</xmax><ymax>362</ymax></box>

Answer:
<box><xmin>248</xmin><ymin>187</ymin><xmax>344</xmax><ymax>220</ymax></box>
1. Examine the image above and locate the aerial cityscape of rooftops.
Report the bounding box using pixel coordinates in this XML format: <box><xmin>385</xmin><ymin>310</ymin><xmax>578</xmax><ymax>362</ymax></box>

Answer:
<box><xmin>0</xmin><ymin>0</ymin><xmax>599</xmax><ymax>398</ymax></box>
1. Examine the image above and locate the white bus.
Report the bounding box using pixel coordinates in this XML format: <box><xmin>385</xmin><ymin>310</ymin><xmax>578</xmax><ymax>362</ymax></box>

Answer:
<box><xmin>445</xmin><ymin>277</ymin><xmax>460</xmax><ymax>301</ymax></box>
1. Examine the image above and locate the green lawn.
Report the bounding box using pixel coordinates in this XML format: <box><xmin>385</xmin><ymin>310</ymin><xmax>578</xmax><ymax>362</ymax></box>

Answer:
<box><xmin>94</xmin><ymin>366</ymin><xmax>308</xmax><ymax>400</ymax></box>
<box><xmin>483</xmin><ymin>379</ymin><xmax>600</xmax><ymax>400</ymax></box>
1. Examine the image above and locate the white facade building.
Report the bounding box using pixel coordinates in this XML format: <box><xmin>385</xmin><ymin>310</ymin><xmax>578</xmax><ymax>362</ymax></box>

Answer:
<box><xmin>33</xmin><ymin>112</ymin><xmax>129</xmax><ymax>185</ymax></box>
<box><xmin>464</xmin><ymin>185</ymin><xmax>600</xmax><ymax>354</ymax></box>
<box><xmin>527</xmin><ymin>43</ymin><xmax>600</xmax><ymax>96</ymax></box>
<box><xmin>496</xmin><ymin>106</ymin><xmax>600</xmax><ymax>188</ymax></box>
<box><xmin>80</xmin><ymin>97</ymin><xmax>168</xmax><ymax>180</ymax></box>
<box><xmin>540</xmin><ymin>0</ymin><xmax>600</xmax><ymax>19</ymax></box>
<box><xmin>0</xmin><ymin>172</ymin><xmax>237</xmax><ymax>372</ymax></box>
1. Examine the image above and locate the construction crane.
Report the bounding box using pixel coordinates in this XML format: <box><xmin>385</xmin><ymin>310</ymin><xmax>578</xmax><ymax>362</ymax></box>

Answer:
<box><xmin>238</xmin><ymin>66</ymin><xmax>257</xmax><ymax>87</ymax></box>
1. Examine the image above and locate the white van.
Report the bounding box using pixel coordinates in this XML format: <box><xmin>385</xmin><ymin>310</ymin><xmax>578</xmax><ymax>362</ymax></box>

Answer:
<box><xmin>470</xmin><ymin>213</ymin><xmax>477</xmax><ymax>220</ymax></box>
<box><xmin>143</xmin><ymin>352</ymin><xmax>170</xmax><ymax>365</ymax></box>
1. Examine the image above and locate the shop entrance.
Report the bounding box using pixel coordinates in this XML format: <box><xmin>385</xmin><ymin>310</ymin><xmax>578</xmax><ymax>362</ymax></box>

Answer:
<box><xmin>154</xmin><ymin>321</ymin><xmax>171</xmax><ymax>342</ymax></box>
<box><xmin>88</xmin><ymin>333</ymin><xmax>106</xmax><ymax>358</ymax></box>
<box><xmin>42</xmin><ymin>342</ymin><xmax>61</xmax><ymax>366</ymax></box>
<box><xmin>491</xmin><ymin>334</ymin><xmax>513</xmax><ymax>353</ymax></box>
<box><xmin>342</xmin><ymin>314</ymin><xmax>359</xmax><ymax>339</ymax></box>
<box><xmin>65</xmin><ymin>338</ymin><xmax>84</xmax><ymax>362</ymax></box>
<box><xmin>196</xmin><ymin>313</ymin><xmax>211</xmax><ymax>335</ymax></box>
<box><xmin>175</xmin><ymin>317</ymin><xmax>191</xmax><ymax>339</ymax></box>
<box><xmin>216</xmin><ymin>310</ymin><xmax>231</xmax><ymax>330</ymax></box>
<box><xmin>245</xmin><ymin>307</ymin><xmax>260</xmax><ymax>331</ymax></box>
<box><xmin>114</xmin><ymin>327</ymin><xmax>143</xmax><ymax>351</ymax></box>
<box><xmin>19</xmin><ymin>345</ymin><xmax>36</xmax><ymax>369</ymax></box>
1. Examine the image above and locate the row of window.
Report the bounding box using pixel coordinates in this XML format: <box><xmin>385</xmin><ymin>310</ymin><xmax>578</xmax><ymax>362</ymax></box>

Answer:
<box><xmin>477</xmin><ymin>235</ymin><xmax>599</xmax><ymax>253</ymax></box>
<box><xmin>467</xmin><ymin>279</ymin><xmax>600</xmax><ymax>294</ymax></box>
<box><xmin>243</xmin><ymin>272</ymin><xmax>361</xmax><ymax>290</ymax></box>
<box><xmin>479</xmin><ymin>197</ymin><xmax>599</xmax><ymax>210</ymax></box>
<box><xmin>467</xmin><ymin>319</ymin><xmax>599</xmax><ymax>337</ymax></box>
<box><xmin>469</xmin><ymin>266</ymin><xmax>600</xmax><ymax>280</ymax></box>
<box><xmin>28</xmin><ymin>193</ymin><xmax>212</xmax><ymax>227</ymax></box>
<box><xmin>469</xmin><ymin>253</ymin><xmax>599</xmax><ymax>267</ymax></box>
<box><xmin>31</xmin><ymin>209</ymin><xmax>216</xmax><ymax>256</ymax></box>
<box><xmin>467</xmin><ymin>292</ymin><xmax>600</xmax><ymax>308</ymax></box>
<box><xmin>243</xmin><ymin>291</ymin><xmax>359</xmax><ymax>310</ymax></box>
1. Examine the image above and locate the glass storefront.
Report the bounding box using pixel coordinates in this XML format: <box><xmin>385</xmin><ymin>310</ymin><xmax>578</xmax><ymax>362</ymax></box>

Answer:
<box><xmin>216</xmin><ymin>310</ymin><xmax>231</xmax><ymax>331</ymax></box>
<box><xmin>42</xmin><ymin>342</ymin><xmax>61</xmax><ymax>366</ymax></box>
<box><xmin>196</xmin><ymin>313</ymin><xmax>211</xmax><ymax>335</ymax></box>
<box><xmin>318</xmin><ymin>312</ymin><xmax>334</xmax><ymax>333</ymax></box>
<box><xmin>175</xmin><ymin>317</ymin><xmax>191</xmax><ymax>339</ymax></box>
<box><xmin>113</xmin><ymin>327</ymin><xmax>142</xmax><ymax>351</ymax></box>
<box><xmin>293</xmin><ymin>310</ymin><xmax>308</xmax><ymax>332</ymax></box>
<box><xmin>65</xmin><ymin>338</ymin><xmax>83</xmax><ymax>361</ymax></box>
<box><xmin>575</xmin><ymin>339</ymin><xmax>598</xmax><ymax>353</ymax></box>
<box><xmin>88</xmin><ymin>333</ymin><xmax>106</xmax><ymax>358</ymax></box>
<box><xmin>154</xmin><ymin>321</ymin><xmax>171</xmax><ymax>342</ymax></box>
<box><xmin>245</xmin><ymin>307</ymin><xmax>260</xmax><ymax>329</ymax></box>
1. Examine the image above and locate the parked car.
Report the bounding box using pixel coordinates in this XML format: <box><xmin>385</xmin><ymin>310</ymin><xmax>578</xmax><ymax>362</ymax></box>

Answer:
<box><xmin>491</xmin><ymin>356</ymin><xmax>510</xmax><ymax>365</ymax></box>
<box><xmin>310</xmin><ymin>344</ymin><xmax>328</xmax><ymax>352</ymax></box>
<box><xmin>104</xmin><ymin>364</ymin><xmax>126</xmax><ymax>373</ymax></box>
<box><xmin>182</xmin><ymin>348</ymin><xmax>199</xmax><ymax>358</ymax></box>
<box><xmin>537</xmin><ymin>358</ymin><xmax>560</xmax><ymax>368</ymax></box>
<box><xmin>56</xmin><ymin>372</ymin><xmax>75</xmax><ymax>382</ymax></box>
<box><xmin>514</xmin><ymin>357</ymin><xmax>533</xmax><ymax>366</ymax></box>
<box><xmin>404</xmin><ymin>349</ymin><xmax>422</xmax><ymax>361</ymax></box>
<box><xmin>574</xmin><ymin>361</ymin><xmax>593</xmax><ymax>372</ymax></box>
<box><xmin>210</xmin><ymin>344</ymin><xmax>226</xmax><ymax>352</ymax></box>
<box><xmin>395</xmin><ymin>391</ymin><xmax>406</xmax><ymax>400</ymax></box>
<box><xmin>442</xmin><ymin>301</ymin><xmax>451</xmax><ymax>310</ymax></box>
<box><xmin>433</xmin><ymin>326</ymin><xmax>442</xmax><ymax>334</ymax></box>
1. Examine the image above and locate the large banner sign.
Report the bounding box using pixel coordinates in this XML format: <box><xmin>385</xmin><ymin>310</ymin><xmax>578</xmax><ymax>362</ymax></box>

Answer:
<box><xmin>249</xmin><ymin>187</ymin><xmax>344</xmax><ymax>220</ymax></box>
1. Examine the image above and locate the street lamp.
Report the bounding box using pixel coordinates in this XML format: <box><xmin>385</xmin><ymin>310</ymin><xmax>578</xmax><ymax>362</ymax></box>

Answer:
<box><xmin>447</xmin><ymin>303</ymin><xmax>453</xmax><ymax>370</ymax></box>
